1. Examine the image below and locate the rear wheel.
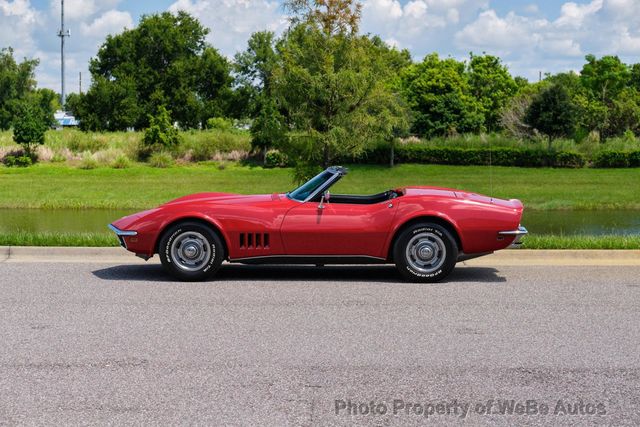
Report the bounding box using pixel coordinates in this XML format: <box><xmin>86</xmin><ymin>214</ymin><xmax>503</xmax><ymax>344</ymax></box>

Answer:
<box><xmin>158</xmin><ymin>221</ymin><xmax>225</xmax><ymax>281</ymax></box>
<box><xmin>393</xmin><ymin>223</ymin><xmax>458</xmax><ymax>282</ymax></box>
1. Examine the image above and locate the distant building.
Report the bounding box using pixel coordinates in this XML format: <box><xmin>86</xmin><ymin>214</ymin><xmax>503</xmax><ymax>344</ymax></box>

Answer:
<box><xmin>54</xmin><ymin>110</ymin><xmax>79</xmax><ymax>128</ymax></box>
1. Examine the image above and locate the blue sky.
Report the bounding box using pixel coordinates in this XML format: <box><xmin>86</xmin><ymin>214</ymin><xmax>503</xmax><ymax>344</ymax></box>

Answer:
<box><xmin>2</xmin><ymin>0</ymin><xmax>639</xmax><ymax>95</ymax></box>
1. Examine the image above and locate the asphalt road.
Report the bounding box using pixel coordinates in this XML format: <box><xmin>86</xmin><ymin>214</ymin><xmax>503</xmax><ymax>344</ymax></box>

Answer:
<box><xmin>0</xmin><ymin>261</ymin><xmax>639</xmax><ymax>426</ymax></box>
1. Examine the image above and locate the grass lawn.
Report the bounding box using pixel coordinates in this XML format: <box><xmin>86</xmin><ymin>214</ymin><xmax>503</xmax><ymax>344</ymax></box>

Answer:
<box><xmin>1</xmin><ymin>162</ymin><xmax>639</xmax><ymax>210</ymax></box>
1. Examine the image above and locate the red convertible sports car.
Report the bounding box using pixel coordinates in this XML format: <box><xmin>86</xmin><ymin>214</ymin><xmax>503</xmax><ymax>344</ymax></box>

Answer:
<box><xmin>109</xmin><ymin>166</ymin><xmax>527</xmax><ymax>282</ymax></box>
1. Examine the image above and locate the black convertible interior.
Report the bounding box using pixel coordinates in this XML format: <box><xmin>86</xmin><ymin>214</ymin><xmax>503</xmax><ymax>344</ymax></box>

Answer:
<box><xmin>289</xmin><ymin>166</ymin><xmax>402</xmax><ymax>204</ymax></box>
<box><xmin>310</xmin><ymin>190</ymin><xmax>400</xmax><ymax>204</ymax></box>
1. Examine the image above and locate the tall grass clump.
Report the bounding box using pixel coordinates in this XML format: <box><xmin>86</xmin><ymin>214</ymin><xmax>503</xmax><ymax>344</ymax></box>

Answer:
<box><xmin>148</xmin><ymin>152</ymin><xmax>174</xmax><ymax>168</ymax></box>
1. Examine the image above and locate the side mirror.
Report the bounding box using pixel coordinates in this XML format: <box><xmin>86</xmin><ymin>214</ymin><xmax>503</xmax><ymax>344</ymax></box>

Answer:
<box><xmin>318</xmin><ymin>190</ymin><xmax>330</xmax><ymax>209</ymax></box>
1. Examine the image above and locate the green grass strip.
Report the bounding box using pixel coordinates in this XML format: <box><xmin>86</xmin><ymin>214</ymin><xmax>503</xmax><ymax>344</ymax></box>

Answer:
<box><xmin>0</xmin><ymin>231</ymin><xmax>119</xmax><ymax>247</ymax></box>
<box><xmin>522</xmin><ymin>234</ymin><xmax>640</xmax><ymax>249</ymax></box>
<box><xmin>1</xmin><ymin>163</ymin><xmax>640</xmax><ymax>210</ymax></box>
<box><xmin>0</xmin><ymin>231</ymin><xmax>638</xmax><ymax>249</ymax></box>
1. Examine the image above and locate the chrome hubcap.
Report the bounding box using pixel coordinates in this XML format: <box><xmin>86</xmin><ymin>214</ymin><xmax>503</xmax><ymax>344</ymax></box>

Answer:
<box><xmin>170</xmin><ymin>231</ymin><xmax>213</xmax><ymax>272</ymax></box>
<box><xmin>405</xmin><ymin>232</ymin><xmax>446</xmax><ymax>274</ymax></box>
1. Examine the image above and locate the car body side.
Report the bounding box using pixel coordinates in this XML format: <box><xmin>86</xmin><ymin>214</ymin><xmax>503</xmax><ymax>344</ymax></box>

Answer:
<box><xmin>111</xmin><ymin>186</ymin><xmax>523</xmax><ymax>262</ymax></box>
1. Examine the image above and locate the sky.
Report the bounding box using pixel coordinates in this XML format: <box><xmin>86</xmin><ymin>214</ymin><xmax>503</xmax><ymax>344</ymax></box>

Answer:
<box><xmin>2</xmin><ymin>0</ymin><xmax>640</xmax><ymax>95</ymax></box>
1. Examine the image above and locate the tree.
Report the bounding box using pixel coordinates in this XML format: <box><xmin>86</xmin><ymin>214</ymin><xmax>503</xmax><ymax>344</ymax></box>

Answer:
<box><xmin>274</xmin><ymin>24</ymin><xmax>408</xmax><ymax>173</ymax></box>
<box><xmin>266</xmin><ymin>0</ymin><xmax>408</xmax><ymax>178</ymax></box>
<box><xmin>401</xmin><ymin>53</ymin><xmax>484</xmax><ymax>137</ymax></box>
<box><xmin>0</xmin><ymin>47</ymin><xmax>39</xmax><ymax>130</ymax></box>
<box><xmin>12</xmin><ymin>100</ymin><xmax>51</xmax><ymax>160</ymax></box>
<box><xmin>467</xmin><ymin>54</ymin><xmax>518</xmax><ymax>131</ymax></box>
<box><xmin>524</xmin><ymin>84</ymin><xmax>577</xmax><ymax>147</ymax></box>
<box><xmin>581</xmin><ymin>55</ymin><xmax>630</xmax><ymax>103</ymax></box>
<box><xmin>285</xmin><ymin>0</ymin><xmax>362</xmax><ymax>35</ymax></box>
<box><xmin>235</xmin><ymin>31</ymin><xmax>281</xmax><ymax>154</ymax></box>
<box><xmin>81</xmin><ymin>12</ymin><xmax>233</xmax><ymax>130</ymax></box>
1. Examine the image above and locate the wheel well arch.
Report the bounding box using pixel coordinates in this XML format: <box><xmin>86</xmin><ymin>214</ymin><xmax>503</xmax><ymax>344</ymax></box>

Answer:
<box><xmin>387</xmin><ymin>216</ymin><xmax>463</xmax><ymax>261</ymax></box>
<box><xmin>154</xmin><ymin>217</ymin><xmax>229</xmax><ymax>259</ymax></box>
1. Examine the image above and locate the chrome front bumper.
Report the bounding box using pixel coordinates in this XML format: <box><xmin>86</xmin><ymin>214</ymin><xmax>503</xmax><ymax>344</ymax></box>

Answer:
<box><xmin>498</xmin><ymin>225</ymin><xmax>528</xmax><ymax>248</ymax></box>
<box><xmin>108</xmin><ymin>224</ymin><xmax>137</xmax><ymax>248</ymax></box>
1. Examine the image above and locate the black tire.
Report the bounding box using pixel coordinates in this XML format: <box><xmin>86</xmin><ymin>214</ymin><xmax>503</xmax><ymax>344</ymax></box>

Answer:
<box><xmin>158</xmin><ymin>221</ymin><xmax>225</xmax><ymax>281</ymax></box>
<box><xmin>393</xmin><ymin>222</ymin><xmax>458</xmax><ymax>283</ymax></box>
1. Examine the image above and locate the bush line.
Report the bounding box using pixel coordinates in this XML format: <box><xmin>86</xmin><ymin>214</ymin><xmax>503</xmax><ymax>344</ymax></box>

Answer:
<box><xmin>334</xmin><ymin>145</ymin><xmax>640</xmax><ymax>168</ymax></box>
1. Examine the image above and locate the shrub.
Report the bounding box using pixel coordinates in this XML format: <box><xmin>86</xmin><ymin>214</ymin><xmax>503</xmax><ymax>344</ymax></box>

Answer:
<box><xmin>629</xmin><ymin>151</ymin><xmax>640</xmax><ymax>167</ymax></box>
<box><xmin>111</xmin><ymin>154</ymin><xmax>132</xmax><ymax>169</ymax></box>
<box><xmin>148</xmin><ymin>152</ymin><xmax>174</xmax><ymax>168</ymax></box>
<box><xmin>141</xmin><ymin>106</ymin><xmax>181</xmax><ymax>159</ymax></box>
<box><xmin>12</xmin><ymin>101</ymin><xmax>50</xmax><ymax>161</ymax></box>
<box><xmin>593</xmin><ymin>150</ymin><xmax>630</xmax><ymax>168</ymax></box>
<box><xmin>78</xmin><ymin>153</ymin><xmax>99</xmax><ymax>170</ymax></box>
<box><xmin>3</xmin><ymin>155</ymin><xmax>32</xmax><ymax>167</ymax></box>
<box><xmin>189</xmin><ymin>140</ymin><xmax>215</xmax><ymax>162</ymax></box>
<box><xmin>355</xmin><ymin>144</ymin><xmax>585</xmax><ymax>168</ymax></box>
<box><xmin>206</xmin><ymin>117</ymin><xmax>234</xmax><ymax>132</ymax></box>
<box><xmin>264</xmin><ymin>149</ymin><xmax>289</xmax><ymax>168</ymax></box>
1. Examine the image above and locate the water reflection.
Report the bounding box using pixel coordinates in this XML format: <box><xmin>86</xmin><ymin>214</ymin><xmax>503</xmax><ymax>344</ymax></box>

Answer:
<box><xmin>0</xmin><ymin>208</ymin><xmax>639</xmax><ymax>236</ymax></box>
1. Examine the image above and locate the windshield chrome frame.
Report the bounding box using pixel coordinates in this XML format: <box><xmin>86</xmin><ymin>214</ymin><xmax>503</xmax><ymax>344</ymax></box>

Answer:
<box><xmin>286</xmin><ymin>167</ymin><xmax>346</xmax><ymax>203</ymax></box>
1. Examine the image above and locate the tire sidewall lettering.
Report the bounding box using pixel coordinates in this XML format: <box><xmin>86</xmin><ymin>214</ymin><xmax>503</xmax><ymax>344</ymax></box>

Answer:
<box><xmin>163</xmin><ymin>226</ymin><xmax>218</xmax><ymax>275</ymax></box>
<box><xmin>401</xmin><ymin>225</ymin><xmax>452</xmax><ymax>280</ymax></box>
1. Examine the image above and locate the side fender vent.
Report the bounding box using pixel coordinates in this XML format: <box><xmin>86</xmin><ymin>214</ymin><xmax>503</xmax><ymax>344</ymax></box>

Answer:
<box><xmin>239</xmin><ymin>233</ymin><xmax>270</xmax><ymax>249</ymax></box>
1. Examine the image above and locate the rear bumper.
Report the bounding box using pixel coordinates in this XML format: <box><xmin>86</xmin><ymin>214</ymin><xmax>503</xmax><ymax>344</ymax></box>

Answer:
<box><xmin>499</xmin><ymin>225</ymin><xmax>528</xmax><ymax>248</ymax></box>
<box><xmin>108</xmin><ymin>224</ymin><xmax>137</xmax><ymax>249</ymax></box>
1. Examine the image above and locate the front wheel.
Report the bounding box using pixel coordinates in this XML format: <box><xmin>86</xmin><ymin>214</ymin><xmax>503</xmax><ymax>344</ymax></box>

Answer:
<box><xmin>158</xmin><ymin>221</ymin><xmax>225</xmax><ymax>281</ymax></box>
<box><xmin>393</xmin><ymin>223</ymin><xmax>458</xmax><ymax>282</ymax></box>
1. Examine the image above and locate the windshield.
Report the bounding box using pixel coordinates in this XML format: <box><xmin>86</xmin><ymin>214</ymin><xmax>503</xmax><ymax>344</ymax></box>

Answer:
<box><xmin>288</xmin><ymin>171</ymin><xmax>334</xmax><ymax>202</ymax></box>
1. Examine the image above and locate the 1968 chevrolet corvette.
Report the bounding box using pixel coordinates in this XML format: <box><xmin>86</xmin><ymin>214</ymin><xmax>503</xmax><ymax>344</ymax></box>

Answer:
<box><xmin>109</xmin><ymin>166</ymin><xmax>527</xmax><ymax>282</ymax></box>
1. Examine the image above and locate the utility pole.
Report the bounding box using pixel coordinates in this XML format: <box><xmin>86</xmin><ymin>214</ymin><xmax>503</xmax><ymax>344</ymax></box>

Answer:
<box><xmin>57</xmin><ymin>0</ymin><xmax>70</xmax><ymax>109</ymax></box>
<box><xmin>79</xmin><ymin>72</ymin><xmax>82</xmax><ymax>94</ymax></box>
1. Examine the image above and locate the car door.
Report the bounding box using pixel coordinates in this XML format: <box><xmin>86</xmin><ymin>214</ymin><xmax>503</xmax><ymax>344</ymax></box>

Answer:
<box><xmin>280</xmin><ymin>198</ymin><xmax>398</xmax><ymax>258</ymax></box>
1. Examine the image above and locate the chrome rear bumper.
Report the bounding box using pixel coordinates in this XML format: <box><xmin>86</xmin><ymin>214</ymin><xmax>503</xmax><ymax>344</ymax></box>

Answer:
<box><xmin>498</xmin><ymin>225</ymin><xmax>528</xmax><ymax>248</ymax></box>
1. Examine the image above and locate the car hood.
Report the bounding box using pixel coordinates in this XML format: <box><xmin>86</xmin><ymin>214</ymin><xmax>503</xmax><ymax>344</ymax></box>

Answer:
<box><xmin>161</xmin><ymin>192</ymin><xmax>279</xmax><ymax>206</ymax></box>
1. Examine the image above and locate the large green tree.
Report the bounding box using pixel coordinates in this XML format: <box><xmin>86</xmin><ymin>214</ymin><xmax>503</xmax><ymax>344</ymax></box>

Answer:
<box><xmin>0</xmin><ymin>48</ymin><xmax>40</xmax><ymax>130</ymax></box>
<box><xmin>401</xmin><ymin>53</ymin><xmax>484</xmax><ymax>137</ymax></box>
<box><xmin>235</xmin><ymin>31</ymin><xmax>281</xmax><ymax>154</ymax></box>
<box><xmin>79</xmin><ymin>12</ymin><xmax>233</xmax><ymax>130</ymax></box>
<box><xmin>525</xmin><ymin>84</ymin><xmax>577</xmax><ymax>146</ymax></box>
<box><xmin>468</xmin><ymin>54</ymin><xmax>518</xmax><ymax>131</ymax></box>
<box><xmin>271</xmin><ymin>0</ymin><xmax>408</xmax><ymax>175</ymax></box>
<box><xmin>581</xmin><ymin>55</ymin><xmax>630</xmax><ymax>103</ymax></box>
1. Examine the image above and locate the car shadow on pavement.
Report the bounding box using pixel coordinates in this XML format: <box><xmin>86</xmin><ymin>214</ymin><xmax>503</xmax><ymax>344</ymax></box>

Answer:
<box><xmin>92</xmin><ymin>264</ymin><xmax>506</xmax><ymax>284</ymax></box>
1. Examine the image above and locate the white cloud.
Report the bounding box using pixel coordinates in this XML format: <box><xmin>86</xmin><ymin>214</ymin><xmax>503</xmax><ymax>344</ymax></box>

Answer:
<box><xmin>80</xmin><ymin>9</ymin><xmax>132</xmax><ymax>39</ymax></box>
<box><xmin>168</xmin><ymin>0</ymin><xmax>287</xmax><ymax>56</ymax></box>
<box><xmin>361</xmin><ymin>0</ymin><xmax>484</xmax><ymax>50</ymax></box>
<box><xmin>49</xmin><ymin>0</ymin><xmax>122</xmax><ymax>22</ymax></box>
<box><xmin>31</xmin><ymin>2</ymin><xmax>133</xmax><ymax>95</ymax></box>
<box><xmin>450</xmin><ymin>0</ymin><xmax>640</xmax><ymax>79</ymax></box>
<box><xmin>555</xmin><ymin>0</ymin><xmax>602</xmax><ymax>28</ymax></box>
<box><xmin>455</xmin><ymin>10</ymin><xmax>542</xmax><ymax>52</ymax></box>
<box><xmin>0</xmin><ymin>0</ymin><xmax>40</xmax><ymax>55</ymax></box>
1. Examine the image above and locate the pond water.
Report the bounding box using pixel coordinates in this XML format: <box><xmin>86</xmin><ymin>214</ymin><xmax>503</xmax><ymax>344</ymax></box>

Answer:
<box><xmin>0</xmin><ymin>208</ymin><xmax>639</xmax><ymax>236</ymax></box>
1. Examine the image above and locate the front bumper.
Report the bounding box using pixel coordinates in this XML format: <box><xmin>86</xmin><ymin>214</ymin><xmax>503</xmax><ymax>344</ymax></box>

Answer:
<box><xmin>108</xmin><ymin>224</ymin><xmax>138</xmax><ymax>248</ymax></box>
<box><xmin>498</xmin><ymin>225</ymin><xmax>528</xmax><ymax>248</ymax></box>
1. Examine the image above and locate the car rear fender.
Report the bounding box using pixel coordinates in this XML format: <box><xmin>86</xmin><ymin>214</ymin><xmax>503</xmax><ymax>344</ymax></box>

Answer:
<box><xmin>384</xmin><ymin>212</ymin><xmax>464</xmax><ymax>261</ymax></box>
